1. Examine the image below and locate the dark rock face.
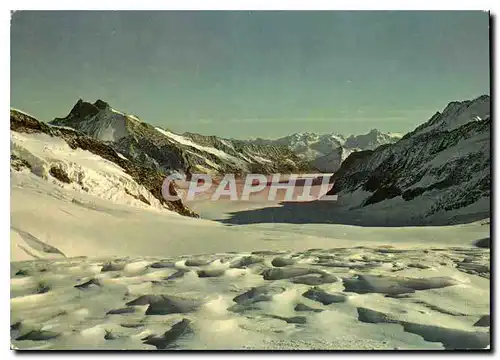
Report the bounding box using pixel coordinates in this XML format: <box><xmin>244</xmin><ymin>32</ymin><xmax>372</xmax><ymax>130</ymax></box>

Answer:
<box><xmin>326</xmin><ymin>95</ymin><xmax>490</xmax><ymax>225</ymax></box>
<box><xmin>10</xmin><ymin>109</ymin><xmax>197</xmax><ymax>218</ymax></box>
<box><xmin>49</xmin><ymin>166</ymin><xmax>72</xmax><ymax>184</ymax></box>
<box><xmin>67</xmin><ymin>99</ymin><xmax>101</xmax><ymax>119</ymax></box>
<box><xmin>11</xmin><ymin>154</ymin><xmax>32</xmax><ymax>172</ymax></box>
<box><xmin>124</xmin><ymin>188</ymin><xmax>151</xmax><ymax>205</ymax></box>
<box><xmin>363</xmin><ymin>185</ymin><xmax>402</xmax><ymax>206</ymax></box>
<box><xmin>93</xmin><ymin>99</ymin><xmax>110</xmax><ymax>110</ymax></box>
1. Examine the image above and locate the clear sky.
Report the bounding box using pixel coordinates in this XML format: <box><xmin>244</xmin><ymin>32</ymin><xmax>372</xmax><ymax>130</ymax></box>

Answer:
<box><xmin>11</xmin><ymin>11</ymin><xmax>490</xmax><ymax>139</ymax></box>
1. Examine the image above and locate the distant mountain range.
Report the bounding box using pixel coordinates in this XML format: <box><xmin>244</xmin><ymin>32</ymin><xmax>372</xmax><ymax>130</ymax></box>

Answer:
<box><xmin>250</xmin><ymin>130</ymin><xmax>402</xmax><ymax>172</ymax></box>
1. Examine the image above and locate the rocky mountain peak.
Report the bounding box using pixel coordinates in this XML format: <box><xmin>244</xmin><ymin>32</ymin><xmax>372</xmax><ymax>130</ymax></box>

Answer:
<box><xmin>50</xmin><ymin>99</ymin><xmax>141</xmax><ymax>143</ymax></box>
<box><xmin>441</xmin><ymin>94</ymin><xmax>489</xmax><ymax>114</ymax></box>
<box><xmin>64</xmin><ymin>99</ymin><xmax>113</xmax><ymax>121</ymax></box>
<box><xmin>409</xmin><ymin>94</ymin><xmax>490</xmax><ymax>138</ymax></box>
<box><xmin>67</xmin><ymin>99</ymin><xmax>100</xmax><ymax>120</ymax></box>
<box><xmin>93</xmin><ymin>99</ymin><xmax>110</xmax><ymax>110</ymax></box>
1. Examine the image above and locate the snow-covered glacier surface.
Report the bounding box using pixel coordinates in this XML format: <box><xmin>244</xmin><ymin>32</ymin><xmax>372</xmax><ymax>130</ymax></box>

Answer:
<box><xmin>11</xmin><ymin>247</ymin><xmax>490</xmax><ymax>350</ymax></box>
<box><xmin>10</xmin><ymin>169</ymin><xmax>490</xmax><ymax>350</ymax></box>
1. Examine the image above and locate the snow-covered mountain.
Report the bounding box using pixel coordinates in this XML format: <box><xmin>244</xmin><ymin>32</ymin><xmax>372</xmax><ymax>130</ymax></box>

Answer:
<box><xmin>311</xmin><ymin>147</ymin><xmax>357</xmax><ymax>174</ymax></box>
<box><xmin>344</xmin><ymin>129</ymin><xmax>403</xmax><ymax>150</ymax></box>
<box><xmin>50</xmin><ymin>100</ymin><xmax>313</xmax><ymax>177</ymax></box>
<box><xmin>326</xmin><ymin>95</ymin><xmax>491</xmax><ymax>225</ymax></box>
<box><xmin>10</xmin><ymin>109</ymin><xmax>197</xmax><ymax>217</ymax></box>
<box><xmin>251</xmin><ymin>130</ymin><xmax>402</xmax><ymax>172</ymax></box>
<box><xmin>251</xmin><ymin>132</ymin><xmax>346</xmax><ymax>160</ymax></box>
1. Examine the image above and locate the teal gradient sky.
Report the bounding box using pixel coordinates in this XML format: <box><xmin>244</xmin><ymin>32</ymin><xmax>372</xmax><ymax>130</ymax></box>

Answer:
<box><xmin>11</xmin><ymin>11</ymin><xmax>489</xmax><ymax>139</ymax></box>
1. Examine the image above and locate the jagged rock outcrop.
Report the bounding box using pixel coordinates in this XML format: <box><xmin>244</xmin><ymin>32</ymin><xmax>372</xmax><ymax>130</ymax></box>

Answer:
<box><xmin>326</xmin><ymin>95</ymin><xmax>491</xmax><ymax>225</ymax></box>
<box><xmin>11</xmin><ymin>109</ymin><xmax>198</xmax><ymax>218</ymax></box>
<box><xmin>10</xmin><ymin>154</ymin><xmax>31</xmax><ymax>172</ymax></box>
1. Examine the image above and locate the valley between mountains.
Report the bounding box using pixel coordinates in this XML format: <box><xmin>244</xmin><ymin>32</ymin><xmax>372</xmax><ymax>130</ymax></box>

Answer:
<box><xmin>10</xmin><ymin>95</ymin><xmax>491</xmax><ymax>350</ymax></box>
